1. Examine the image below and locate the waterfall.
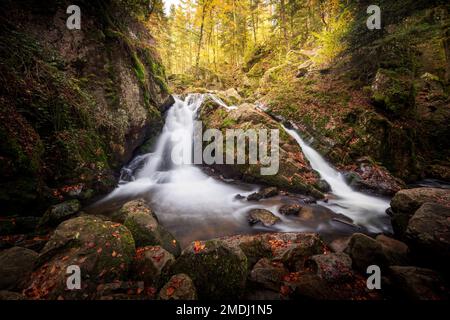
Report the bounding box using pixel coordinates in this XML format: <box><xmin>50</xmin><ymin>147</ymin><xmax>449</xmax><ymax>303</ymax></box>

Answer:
<box><xmin>283</xmin><ymin>126</ymin><xmax>391</xmax><ymax>232</ymax></box>
<box><xmin>95</xmin><ymin>93</ymin><xmax>391</xmax><ymax>245</ymax></box>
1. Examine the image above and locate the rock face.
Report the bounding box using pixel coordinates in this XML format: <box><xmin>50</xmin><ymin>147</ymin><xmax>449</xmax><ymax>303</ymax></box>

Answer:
<box><xmin>388</xmin><ymin>266</ymin><xmax>449</xmax><ymax>300</ymax></box>
<box><xmin>25</xmin><ymin>216</ymin><xmax>135</xmax><ymax>299</ymax></box>
<box><xmin>405</xmin><ymin>202</ymin><xmax>450</xmax><ymax>268</ymax></box>
<box><xmin>122</xmin><ymin>200</ymin><xmax>181</xmax><ymax>257</ymax></box>
<box><xmin>0</xmin><ymin>247</ymin><xmax>38</xmax><ymax>291</ymax></box>
<box><xmin>171</xmin><ymin>239</ymin><xmax>248</xmax><ymax>300</ymax></box>
<box><xmin>131</xmin><ymin>246</ymin><xmax>174</xmax><ymax>287</ymax></box>
<box><xmin>390</xmin><ymin>188</ymin><xmax>450</xmax><ymax>236</ymax></box>
<box><xmin>199</xmin><ymin>98</ymin><xmax>324</xmax><ymax>198</ymax></box>
<box><xmin>159</xmin><ymin>274</ymin><xmax>198</xmax><ymax>300</ymax></box>
<box><xmin>0</xmin><ymin>1</ymin><xmax>171</xmax><ymax>216</ymax></box>
<box><xmin>248</xmin><ymin>209</ymin><xmax>280</xmax><ymax>227</ymax></box>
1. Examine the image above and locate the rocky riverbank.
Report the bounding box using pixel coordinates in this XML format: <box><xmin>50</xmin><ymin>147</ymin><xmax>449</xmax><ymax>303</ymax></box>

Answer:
<box><xmin>1</xmin><ymin>185</ymin><xmax>449</xmax><ymax>300</ymax></box>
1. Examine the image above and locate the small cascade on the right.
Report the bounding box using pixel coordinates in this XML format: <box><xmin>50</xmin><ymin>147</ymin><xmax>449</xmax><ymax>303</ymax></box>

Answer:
<box><xmin>283</xmin><ymin>125</ymin><xmax>392</xmax><ymax>233</ymax></box>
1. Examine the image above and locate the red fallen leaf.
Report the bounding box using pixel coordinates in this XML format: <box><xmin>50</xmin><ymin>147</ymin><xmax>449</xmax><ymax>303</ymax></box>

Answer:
<box><xmin>97</xmin><ymin>247</ymin><xmax>103</xmax><ymax>254</ymax></box>
<box><xmin>111</xmin><ymin>223</ymin><xmax>121</xmax><ymax>228</ymax></box>
<box><xmin>193</xmin><ymin>241</ymin><xmax>205</xmax><ymax>253</ymax></box>
<box><xmin>105</xmin><ymin>242</ymin><xmax>111</xmax><ymax>248</ymax></box>
<box><xmin>87</xmin><ymin>242</ymin><xmax>96</xmax><ymax>248</ymax></box>
<box><xmin>166</xmin><ymin>286</ymin><xmax>175</xmax><ymax>297</ymax></box>
<box><xmin>146</xmin><ymin>287</ymin><xmax>157</xmax><ymax>297</ymax></box>
<box><xmin>136</xmin><ymin>287</ymin><xmax>144</xmax><ymax>295</ymax></box>
<box><xmin>152</xmin><ymin>253</ymin><xmax>164</xmax><ymax>262</ymax></box>
<box><xmin>61</xmin><ymin>256</ymin><xmax>69</xmax><ymax>262</ymax></box>
<box><xmin>112</xmin><ymin>251</ymin><xmax>117</xmax><ymax>257</ymax></box>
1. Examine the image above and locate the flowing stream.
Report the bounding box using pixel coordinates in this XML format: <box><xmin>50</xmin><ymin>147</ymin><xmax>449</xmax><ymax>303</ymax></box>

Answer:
<box><xmin>91</xmin><ymin>94</ymin><xmax>391</xmax><ymax>246</ymax></box>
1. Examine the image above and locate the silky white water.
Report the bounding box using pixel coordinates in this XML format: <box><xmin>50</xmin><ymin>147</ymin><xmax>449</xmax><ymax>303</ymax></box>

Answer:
<box><xmin>96</xmin><ymin>93</ymin><xmax>391</xmax><ymax>244</ymax></box>
<box><xmin>283</xmin><ymin>126</ymin><xmax>391</xmax><ymax>232</ymax></box>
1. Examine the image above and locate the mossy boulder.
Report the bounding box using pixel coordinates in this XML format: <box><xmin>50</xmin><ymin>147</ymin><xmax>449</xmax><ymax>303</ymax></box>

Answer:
<box><xmin>159</xmin><ymin>273</ymin><xmax>197</xmax><ymax>300</ymax></box>
<box><xmin>171</xmin><ymin>239</ymin><xmax>248</xmax><ymax>300</ymax></box>
<box><xmin>25</xmin><ymin>216</ymin><xmax>135</xmax><ymax>299</ymax></box>
<box><xmin>39</xmin><ymin>200</ymin><xmax>81</xmax><ymax>227</ymax></box>
<box><xmin>122</xmin><ymin>201</ymin><xmax>181</xmax><ymax>257</ymax></box>
<box><xmin>199</xmin><ymin>101</ymin><xmax>323</xmax><ymax>198</ymax></box>
<box><xmin>0</xmin><ymin>247</ymin><xmax>38</xmax><ymax>291</ymax></box>
<box><xmin>249</xmin><ymin>258</ymin><xmax>288</xmax><ymax>292</ymax></box>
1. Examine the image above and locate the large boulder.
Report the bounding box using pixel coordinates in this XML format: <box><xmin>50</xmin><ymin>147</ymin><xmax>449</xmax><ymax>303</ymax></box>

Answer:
<box><xmin>159</xmin><ymin>274</ymin><xmax>197</xmax><ymax>300</ymax></box>
<box><xmin>131</xmin><ymin>246</ymin><xmax>174</xmax><ymax>288</ymax></box>
<box><xmin>24</xmin><ymin>216</ymin><xmax>135</xmax><ymax>299</ymax></box>
<box><xmin>405</xmin><ymin>202</ymin><xmax>450</xmax><ymax>268</ymax></box>
<box><xmin>0</xmin><ymin>247</ymin><xmax>38</xmax><ymax>291</ymax></box>
<box><xmin>221</xmin><ymin>234</ymin><xmax>273</xmax><ymax>269</ymax></box>
<box><xmin>171</xmin><ymin>239</ymin><xmax>248</xmax><ymax>299</ymax></box>
<box><xmin>388</xmin><ymin>266</ymin><xmax>449</xmax><ymax>300</ymax></box>
<box><xmin>389</xmin><ymin>188</ymin><xmax>450</xmax><ymax>236</ymax></box>
<box><xmin>345</xmin><ymin>233</ymin><xmax>386</xmax><ymax>272</ymax></box>
<box><xmin>122</xmin><ymin>200</ymin><xmax>181</xmax><ymax>257</ymax></box>
<box><xmin>199</xmin><ymin>100</ymin><xmax>324</xmax><ymax>198</ymax></box>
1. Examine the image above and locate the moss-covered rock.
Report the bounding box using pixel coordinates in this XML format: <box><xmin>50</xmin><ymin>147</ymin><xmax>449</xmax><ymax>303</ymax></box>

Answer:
<box><xmin>122</xmin><ymin>200</ymin><xmax>181</xmax><ymax>257</ymax></box>
<box><xmin>25</xmin><ymin>216</ymin><xmax>135</xmax><ymax>299</ymax></box>
<box><xmin>0</xmin><ymin>247</ymin><xmax>38</xmax><ymax>291</ymax></box>
<box><xmin>171</xmin><ymin>239</ymin><xmax>248</xmax><ymax>300</ymax></box>
<box><xmin>39</xmin><ymin>200</ymin><xmax>81</xmax><ymax>227</ymax></box>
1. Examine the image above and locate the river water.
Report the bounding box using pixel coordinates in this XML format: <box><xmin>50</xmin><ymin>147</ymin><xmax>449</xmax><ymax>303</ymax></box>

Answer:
<box><xmin>90</xmin><ymin>94</ymin><xmax>392</xmax><ymax>246</ymax></box>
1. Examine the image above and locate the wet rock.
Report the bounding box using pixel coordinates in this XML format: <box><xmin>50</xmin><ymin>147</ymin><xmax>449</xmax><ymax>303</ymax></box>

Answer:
<box><xmin>38</xmin><ymin>200</ymin><xmax>81</xmax><ymax>227</ymax></box>
<box><xmin>247</xmin><ymin>192</ymin><xmax>263</xmax><ymax>202</ymax></box>
<box><xmin>117</xmin><ymin>199</ymin><xmax>159</xmax><ymax>223</ymax></box>
<box><xmin>0</xmin><ymin>247</ymin><xmax>38</xmax><ymax>291</ymax></box>
<box><xmin>25</xmin><ymin>216</ymin><xmax>135</xmax><ymax>299</ymax></box>
<box><xmin>405</xmin><ymin>202</ymin><xmax>450</xmax><ymax>268</ymax></box>
<box><xmin>234</xmin><ymin>194</ymin><xmax>246</xmax><ymax>200</ymax></box>
<box><xmin>248</xmin><ymin>209</ymin><xmax>280</xmax><ymax>227</ymax></box>
<box><xmin>159</xmin><ymin>274</ymin><xmax>197</xmax><ymax>300</ymax></box>
<box><xmin>376</xmin><ymin>235</ymin><xmax>409</xmax><ymax>266</ymax></box>
<box><xmin>0</xmin><ymin>290</ymin><xmax>26</xmax><ymax>300</ymax></box>
<box><xmin>260</xmin><ymin>187</ymin><xmax>279</xmax><ymax>198</ymax></box>
<box><xmin>345</xmin><ymin>233</ymin><xmax>386</xmax><ymax>271</ymax></box>
<box><xmin>122</xmin><ymin>200</ymin><xmax>181</xmax><ymax>257</ymax></box>
<box><xmin>171</xmin><ymin>239</ymin><xmax>247</xmax><ymax>299</ymax></box>
<box><xmin>390</xmin><ymin>188</ymin><xmax>450</xmax><ymax>236</ymax></box>
<box><xmin>388</xmin><ymin>266</ymin><xmax>449</xmax><ymax>300</ymax></box>
<box><xmin>132</xmin><ymin>246</ymin><xmax>174</xmax><ymax>287</ymax></box>
<box><xmin>279</xmin><ymin>204</ymin><xmax>302</xmax><ymax>216</ymax></box>
<box><xmin>305</xmin><ymin>253</ymin><xmax>353</xmax><ymax>282</ymax></box>
<box><xmin>249</xmin><ymin>258</ymin><xmax>288</xmax><ymax>291</ymax></box>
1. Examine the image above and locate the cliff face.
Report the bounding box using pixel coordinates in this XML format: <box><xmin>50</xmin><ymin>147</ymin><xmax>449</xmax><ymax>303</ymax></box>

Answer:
<box><xmin>0</xmin><ymin>0</ymin><xmax>173</xmax><ymax>215</ymax></box>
